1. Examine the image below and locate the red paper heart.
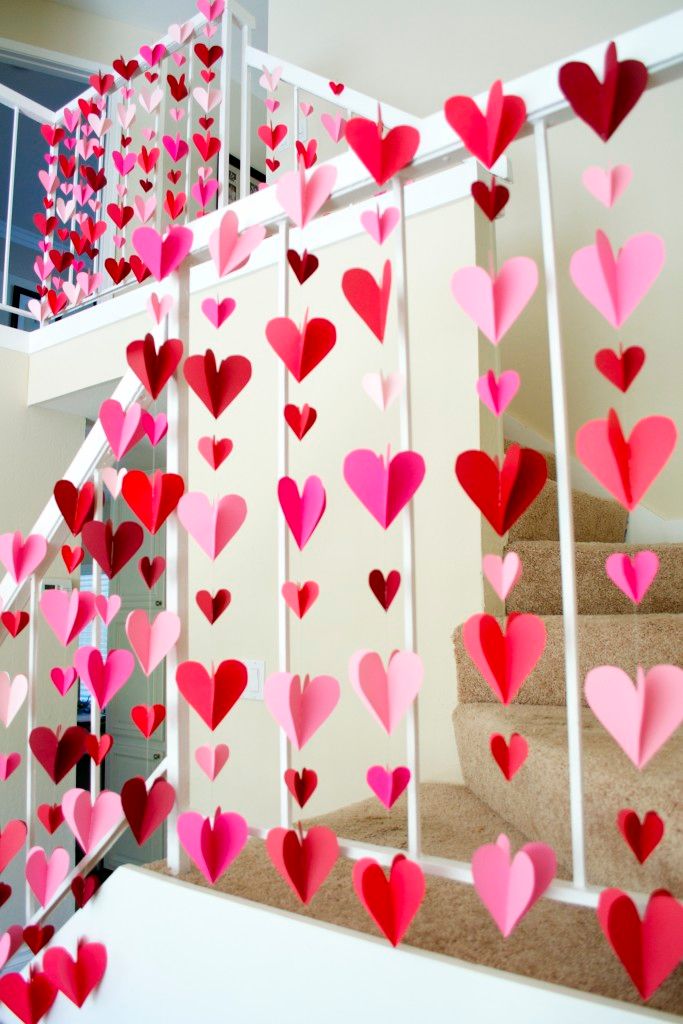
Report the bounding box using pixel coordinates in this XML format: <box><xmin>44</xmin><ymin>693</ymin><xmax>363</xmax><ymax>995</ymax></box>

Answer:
<box><xmin>284</xmin><ymin>768</ymin><xmax>318</xmax><ymax>808</ymax></box>
<box><xmin>176</xmin><ymin>659</ymin><xmax>248</xmax><ymax>730</ymax></box>
<box><xmin>287</xmin><ymin>248</ymin><xmax>319</xmax><ymax>284</ymax></box>
<box><xmin>617</xmin><ymin>810</ymin><xmax>664</xmax><ymax>864</ymax></box>
<box><xmin>112</xmin><ymin>56</ymin><xmax>139</xmax><ymax>80</ymax></box>
<box><xmin>195</xmin><ymin>589</ymin><xmax>231</xmax><ymax>624</ymax></box>
<box><xmin>345</xmin><ymin>117</ymin><xmax>420</xmax><ymax>186</ymax></box>
<box><xmin>471</xmin><ymin>179</ymin><xmax>510</xmax><ymax>220</ymax></box>
<box><xmin>266</xmin><ymin>826</ymin><xmax>338</xmax><ymax>903</ymax></box>
<box><xmin>266</xmin><ymin>315</ymin><xmax>336</xmax><ymax>382</ymax></box>
<box><xmin>130</xmin><ymin>704</ymin><xmax>166</xmax><ymax>739</ymax></box>
<box><xmin>126</xmin><ymin>334</ymin><xmax>183</xmax><ymax>400</ymax></box>
<box><xmin>265</xmin><ymin>158</ymin><xmax>280</xmax><ymax>173</ymax></box>
<box><xmin>489</xmin><ymin>732</ymin><xmax>528</xmax><ymax>780</ymax></box>
<box><xmin>84</xmin><ymin>733</ymin><xmax>113</xmax><ymax>765</ymax></box>
<box><xmin>197</xmin><ymin>436</ymin><xmax>233</xmax><ymax>469</ymax></box>
<box><xmin>121</xmin><ymin>470</ymin><xmax>185</xmax><ymax>534</ymax></box>
<box><xmin>329</xmin><ymin>81</ymin><xmax>345</xmax><ymax>96</ymax></box>
<box><xmin>353</xmin><ymin>853</ymin><xmax>425</xmax><ymax>946</ymax></box>
<box><xmin>129</xmin><ymin>255</ymin><xmax>151</xmax><ymax>283</ymax></box>
<box><xmin>594</xmin><ymin>346</ymin><xmax>645</xmax><ymax>393</ymax></box>
<box><xmin>342</xmin><ymin>261</ymin><xmax>392</xmax><ymax>342</ymax></box>
<box><xmin>445</xmin><ymin>80</ymin><xmax>526</xmax><ymax>168</ymax></box>
<box><xmin>82</xmin><ymin>519</ymin><xmax>143</xmax><ymax>578</ymax></box>
<box><xmin>121</xmin><ymin>777</ymin><xmax>175</xmax><ymax>845</ymax></box>
<box><xmin>36</xmin><ymin>803</ymin><xmax>64</xmax><ymax>835</ymax></box>
<box><xmin>194</xmin><ymin>43</ymin><xmax>223</xmax><ymax>68</ymax></box>
<box><xmin>281</xmin><ymin>580</ymin><xmax>319</xmax><ymax>618</ymax></box>
<box><xmin>464</xmin><ymin>613</ymin><xmax>547</xmax><ymax>704</ymax></box>
<box><xmin>139</xmin><ymin>555</ymin><xmax>165</xmax><ymax>589</ymax></box>
<box><xmin>183</xmin><ymin>350</ymin><xmax>252</xmax><ymax>418</ymax></box>
<box><xmin>559</xmin><ymin>42</ymin><xmax>648</xmax><ymax>142</ymax></box>
<box><xmin>42</xmin><ymin>940</ymin><xmax>107</xmax><ymax>1008</ymax></box>
<box><xmin>61</xmin><ymin>545</ymin><xmax>84</xmax><ymax>573</ymax></box>
<box><xmin>0</xmin><ymin>882</ymin><xmax>11</xmax><ymax>908</ymax></box>
<box><xmin>1</xmin><ymin>611</ymin><xmax>29</xmax><ymax>638</ymax></box>
<box><xmin>105</xmin><ymin>257</ymin><xmax>131</xmax><ymax>284</ymax></box>
<box><xmin>71</xmin><ymin>873</ymin><xmax>100</xmax><ymax>909</ymax></box>
<box><xmin>193</xmin><ymin>131</ymin><xmax>221</xmax><ymax>161</ymax></box>
<box><xmin>53</xmin><ymin>480</ymin><xmax>95</xmax><ymax>535</ymax></box>
<box><xmin>455</xmin><ymin>444</ymin><xmax>548</xmax><ymax>535</ymax></box>
<box><xmin>368</xmin><ymin>569</ymin><xmax>400</xmax><ymax>611</ymax></box>
<box><xmin>23</xmin><ymin>925</ymin><xmax>55</xmax><ymax>957</ymax></box>
<box><xmin>257</xmin><ymin>123</ymin><xmax>287</xmax><ymax>151</ymax></box>
<box><xmin>0</xmin><ymin>968</ymin><xmax>57</xmax><ymax>1021</ymax></box>
<box><xmin>29</xmin><ymin>725</ymin><xmax>88</xmax><ymax>783</ymax></box>
<box><xmin>0</xmin><ymin>820</ymin><xmax>26</xmax><ymax>873</ymax></box>
<box><xmin>597</xmin><ymin>889</ymin><xmax>683</xmax><ymax>999</ymax></box>
<box><xmin>283</xmin><ymin>403</ymin><xmax>317</xmax><ymax>440</ymax></box>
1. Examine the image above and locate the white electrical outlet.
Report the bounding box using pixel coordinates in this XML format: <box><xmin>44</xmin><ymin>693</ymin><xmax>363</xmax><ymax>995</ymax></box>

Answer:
<box><xmin>242</xmin><ymin>659</ymin><xmax>265</xmax><ymax>700</ymax></box>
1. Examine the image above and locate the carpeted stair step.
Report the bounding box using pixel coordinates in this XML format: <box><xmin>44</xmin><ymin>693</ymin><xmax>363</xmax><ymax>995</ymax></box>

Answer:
<box><xmin>453</xmin><ymin>613</ymin><xmax>683</xmax><ymax>706</ymax></box>
<box><xmin>508</xmin><ymin>479</ymin><xmax>628</xmax><ymax>544</ymax></box>
<box><xmin>505</xmin><ymin>541</ymin><xmax>683</xmax><ymax>615</ymax></box>
<box><xmin>452</xmin><ymin>702</ymin><xmax>683</xmax><ymax>894</ymax></box>
<box><xmin>505</xmin><ymin>438</ymin><xmax>556</xmax><ymax>481</ymax></box>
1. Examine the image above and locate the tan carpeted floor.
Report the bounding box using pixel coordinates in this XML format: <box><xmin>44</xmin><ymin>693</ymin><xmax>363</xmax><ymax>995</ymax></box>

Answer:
<box><xmin>148</xmin><ymin>783</ymin><xmax>683</xmax><ymax>1015</ymax></box>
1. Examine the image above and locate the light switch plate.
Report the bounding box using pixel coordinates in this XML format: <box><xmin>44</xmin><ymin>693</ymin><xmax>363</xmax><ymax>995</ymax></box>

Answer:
<box><xmin>243</xmin><ymin>659</ymin><xmax>265</xmax><ymax>700</ymax></box>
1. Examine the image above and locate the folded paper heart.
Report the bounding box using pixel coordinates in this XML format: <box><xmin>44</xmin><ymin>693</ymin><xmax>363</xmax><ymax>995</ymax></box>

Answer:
<box><xmin>472</xmin><ymin>834</ymin><xmax>556</xmax><ymax>937</ymax></box>
<box><xmin>482</xmin><ymin>552</ymin><xmax>522</xmax><ymax>601</ymax></box>
<box><xmin>451</xmin><ymin>257</ymin><xmax>538</xmax><ymax>344</ymax></box>
<box><xmin>605</xmin><ymin>551</ymin><xmax>659</xmax><ymax>604</ymax></box>
<box><xmin>99</xmin><ymin>399</ymin><xmax>145</xmax><ymax>459</ymax></box>
<box><xmin>183</xmin><ymin>350</ymin><xmax>252</xmax><ymax>418</ymax></box>
<box><xmin>0</xmin><ymin>531</ymin><xmax>47</xmax><ymax>586</ymax></box>
<box><xmin>201</xmin><ymin>296</ymin><xmax>236</xmax><ymax>328</ymax></box>
<box><xmin>177</xmin><ymin>808</ymin><xmax>248</xmax><ymax>884</ymax></box>
<box><xmin>49</xmin><ymin>666</ymin><xmax>77</xmax><ymax>698</ymax></box>
<box><xmin>490</xmin><ymin>733</ymin><xmax>529</xmax><ymax>780</ymax></box>
<box><xmin>0</xmin><ymin>753</ymin><xmax>20</xmax><ymax>781</ymax></box>
<box><xmin>463</xmin><ymin>613</ymin><xmax>547</xmax><ymax>704</ymax></box>
<box><xmin>349</xmin><ymin>649</ymin><xmax>422</xmax><ymax>734</ymax></box>
<box><xmin>131</xmin><ymin>224</ymin><xmax>193</xmax><ymax>280</ymax></box>
<box><xmin>195</xmin><ymin>743</ymin><xmax>230</xmax><ymax>781</ymax></box>
<box><xmin>1</xmin><ymin>610</ymin><xmax>29</xmax><ymax>638</ymax></box>
<box><xmin>258</xmin><ymin>122</ymin><xmax>287</xmax><ymax>151</ymax></box>
<box><xmin>0</xmin><ymin>672</ymin><xmax>27</xmax><ymax>727</ymax></box>
<box><xmin>471</xmin><ymin>179</ymin><xmax>510</xmax><ymax>220</ymax></box>
<box><xmin>176</xmin><ymin>659</ymin><xmax>247</xmax><ymax>730</ymax></box>
<box><xmin>140</xmin><ymin>410</ymin><xmax>168</xmax><ymax>446</ymax></box>
<box><xmin>594</xmin><ymin>345</ymin><xmax>645</xmax><ymax>393</ymax></box>
<box><xmin>121</xmin><ymin>777</ymin><xmax>175</xmax><ymax>845</ymax></box>
<box><xmin>444</xmin><ymin>80</ymin><xmax>526</xmax><ymax>169</ymax></box>
<box><xmin>287</xmin><ymin>249</ymin><xmax>319</xmax><ymax>285</ymax></box>
<box><xmin>277</xmin><ymin>476</ymin><xmax>326</xmax><ymax>549</ymax></box>
<box><xmin>476</xmin><ymin>369</ymin><xmax>520</xmax><ymax>417</ymax></box>
<box><xmin>362</xmin><ymin>370</ymin><xmax>403</xmax><ymax>412</ymax></box>
<box><xmin>95</xmin><ymin>593</ymin><xmax>121</xmax><ymax>626</ymax></box>
<box><xmin>320</xmin><ymin>112</ymin><xmax>346</xmax><ymax>143</ymax></box>
<box><xmin>74</xmin><ymin>646</ymin><xmax>135</xmax><ymax>709</ymax></box>
<box><xmin>139</xmin><ymin>556</ymin><xmax>165</xmax><ymax>589</ymax></box>
<box><xmin>266</xmin><ymin>826</ymin><xmax>338</xmax><ymax>903</ymax></box>
<box><xmin>353</xmin><ymin>854</ymin><xmax>425</xmax><ymax>945</ymax></box>
<box><xmin>582</xmin><ymin>164</ymin><xmax>632</xmax><ymax>207</ymax></box>
<box><xmin>0</xmin><ymin>819</ymin><xmax>26</xmax><ymax>873</ymax></box>
<box><xmin>344</xmin><ymin>448</ymin><xmax>425</xmax><ymax>529</ymax></box>
<box><xmin>121</xmin><ymin>470</ymin><xmax>184</xmax><ymax>534</ymax></box>
<box><xmin>264</xmin><ymin>672</ymin><xmax>339</xmax><ymax>749</ymax></box>
<box><xmin>36</xmin><ymin>803</ymin><xmax>64</xmax><ymax>835</ymax></box>
<box><xmin>29</xmin><ymin>726</ymin><xmax>88</xmax><ymax>784</ymax></box>
<box><xmin>146</xmin><ymin>292</ymin><xmax>174</xmax><ymax>324</ymax></box>
<box><xmin>208</xmin><ymin>210</ymin><xmax>265</xmax><ymax>277</ymax></box>
<box><xmin>597</xmin><ymin>889</ymin><xmax>683</xmax><ymax>1000</ymax></box>
<box><xmin>22</xmin><ymin>924</ymin><xmax>54</xmax><ymax>955</ymax></box>
<box><xmin>345</xmin><ymin>117</ymin><xmax>420</xmax><ymax>186</ymax></box>
<box><xmin>83</xmin><ymin>518</ymin><xmax>144</xmax><ymax>579</ymax></box>
<box><xmin>570</xmin><ymin>230</ymin><xmax>665</xmax><ymax>329</ymax></box>
<box><xmin>196</xmin><ymin>588</ymin><xmax>231</xmax><ymax>624</ymax></box>
<box><xmin>360</xmin><ymin>206</ymin><xmax>399</xmax><ymax>245</ymax></box>
<box><xmin>61</xmin><ymin>545</ymin><xmax>84</xmax><ymax>573</ymax></box>
<box><xmin>177</xmin><ymin>492</ymin><xmax>247</xmax><ymax>560</ymax></box>
<box><xmin>266</xmin><ymin>313</ymin><xmax>336</xmax><ymax>382</ymax></box>
<box><xmin>0</xmin><ymin>925</ymin><xmax>22</xmax><ymax>972</ymax></box>
<box><xmin>61</xmin><ymin>788</ymin><xmax>123</xmax><ymax>854</ymax></box>
<box><xmin>42</xmin><ymin>940</ymin><xmax>107</xmax><ymax>1009</ymax></box>
<box><xmin>25</xmin><ymin>846</ymin><xmax>69</xmax><ymax>907</ymax></box>
<box><xmin>100</xmin><ymin>467</ymin><xmax>127</xmax><ymax>499</ymax></box>
<box><xmin>456</xmin><ymin>444</ymin><xmax>547</xmax><ymax>535</ymax></box>
<box><xmin>126</xmin><ymin>334</ymin><xmax>183</xmax><ymax>400</ymax></box>
<box><xmin>53</xmin><ymin>479</ymin><xmax>95</xmax><ymax>535</ymax></box>
<box><xmin>584</xmin><ymin>664</ymin><xmax>683</xmax><ymax>769</ymax></box>
<box><xmin>197</xmin><ymin>435</ymin><xmax>233</xmax><ymax>469</ymax></box>
<box><xmin>617</xmin><ymin>809</ymin><xmax>664</xmax><ymax>865</ymax></box>
<box><xmin>366</xmin><ymin>765</ymin><xmax>411</xmax><ymax>808</ymax></box>
<box><xmin>281</xmin><ymin>580</ymin><xmax>319</xmax><ymax>618</ymax></box>
<box><xmin>559</xmin><ymin>41</ymin><xmax>648</xmax><ymax>142</ymax></box>
<box><xmin>368</xmin><ymin>569</ymin><xmax>400</xmax><ymax>611</ymax></box>
<box><xmin>576</xmin><ymin>410</ymin><xmax>677</xmax><ymax>511</ymax></box>
<box><xmin>0</xmin><ymin>970</ymin><xmax>57</xmax><ymax>1023</ymax></box>
<box><xmin>343</xmin><ymin>261</ymin><xmax>392</xmax><ymax>342</ymax></box>
<box><xmin>283</xmin><ymin>403</ymin><xmax>317</xmax><ymax>440</ymax></box>
<box><xmin>85</xmin><ymin>733</ymin><xmax>112</xmax><ymax>766</ymax></box>
<box><xmin>284</xmin><ymin>767</ymin><xmax>317</xmax><ymax>808</ymax></box>
<box><xmin>275</xmin><ymin>164</ymin><xmax>337</xmax><ymax>227</ymax></box>
<box><xmin>130</xmin><ymin>704</ymin><xmax>165</xmax><ymax>739</ymax></box>
<box><xmin>71</xmin><ymin>873</ymin><xmax>100</xmax><ymax>910</ymax></box>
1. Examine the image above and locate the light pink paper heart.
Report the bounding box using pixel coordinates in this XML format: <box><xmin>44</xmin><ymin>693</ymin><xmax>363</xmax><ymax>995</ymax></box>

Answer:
<box><xmin>476</xmin><ymin>369</ymin><xmax>520</xmax><ymax>416</ymax></box>
<box><xmin>101</xmin><ymin>467</ymin><xmax>127</xmax><ymax>499</ymax></box>
<box><xmin>349</xmin><ymin>650</ymin><xmax>423</xmax><ymax>734</ymax></box>
<box><xmin>265</xmin><ymin>98</ymin><xmax>280</xmax><ymax>114</ymax></box>
<box><xmin>177</xmin><ymin>809</ymin><xmax>247</xmax><ymax>884</ymax></box>
<box><xmin>208</xmin><ymin>210</ymin><xmax>265</xmax><ymax>277</ymax></box>
<box><xmin>25</xmin><ymin>846</ymin><xmax>69</xmax><ymax>907</ymax></box>
<box><xmin>362</xmin><ymin>371</ymin><xmax>403</xmax><ymax>411</ymax></box>
<box><xmin>320</xmin><ymin>112</ymin><xmax>346</xmax><ymax>143</ymax></box>
<box><xmin>147</xmin><ymin>292</ymin><xmax>174</xmax><ymax>324</ymax></box>
<box><xmin>61</xmin><ymin>788</ymin><xmax>123</xmax><ymax>854</ymax></box>
<box><xmin>366</xmin><ymin>765</ymin><xmax>411</xmax><ymax>808</ymax></box>
<box><xmin>605</xmin><ymin>551</ymin><xmax>659</xmax><ymax>604</ymax></box>
<box><xmin>134</xmin><ymin>195</ymin><xmax>156</xmax><ymax>223</ymax></box>
<box><xmin>74</xmin><ymin>646</ymin><xmax>135</xmax><ymax>709</ymax></box>
<box><xmin>275</xmin><ymin>165</ymin><xmax>337</xmax><ymax>228</ymax></box>
<box><xmin>0</xmin><ymin>926</ymin><xmax>22</xmax><ymax>971</ymax></box>
<box><xmin>0</xmin><ymin>673</ymin><xmax>28</xmax><ymax>727</ymax></box>
<box><xmin>277</xmin><ymin>476</ymin><xmax>326</xmax><ymax>549</ymax></box>
<box><xmin>177</xmin><ymin>492</ymin><xmax>247</xmax><ymax>560</ymax></box>
<box><xmin>50</xmin><ymin>666</ymin><xmax>78</xmax><ymax>697</ymax></box>
<box><xmin>99</xmin><ymin>399</ymin><xmax>144</xmax><ymax>460</ymax></box>
<box><xmin>581</xmin><ymin>165</ymin><xmax>632</xmax><ymax>208</ymax></box>
<box><xmin>264</xmin><ymin>672</ymin><xmax>340</xmax><ymax>749</ymax></box>
<box><xmin>168</xmin><ymin>20</ymin><xmax>194</xmax><ymax>44</ymax></box>
<box><xmin>40</xmin><ymin>588</ymin><xmax>97</xmax><ymax>646</ymax></box>
<box><xmin>360</xmin><ymin>206</ymin><xmax>399</xmax><ymax>245</ymax></box>
<box><xmin>451</xmin><ymin>257</ymin><xmax>538</xmax><ymax>344</ymax></box>
<box><xmin>259</xmin><ymin>65</ymin><xmax>282</xmax><ymax>91</ymax></box>
<box><xmin>472</xmin><ymin>834</ymin><xmax>556</xmax><ymax>936</ymax></box>
<box><xmin>95</xmin><ymin>593</ymin><xmax>121</xmax><ymax>626</ymax></box>
<box><xmin>131</xmin><ymin>225</ymin><xmax>193</xmax><ymax>281</ymax></box>
<box><xmin>125</xmin><ymin>609</ymin><xmax>180</xmax><ymax>677</ymax></box>
<box><xmin>584</xmin><ymin>664</ymin><xmax>683</xmax><ymax>769</ymax></box>
<box><xmin>343</xmin><ymin>448</ymin><xmax>425</xmax><ymax>529</ymax></box>
<box><xmin>570</xmin><ymin>230</ymin><xmax>665</xmax><ymax>328</ymax></box>
<box><xmin>194</xmin><ymin>744</ymin><xmax>230</xmax><ymax>781</ymax></box>
<box><xmin>0</xmin><ymin>532</ymin><xmax>47</xmax><ymax>586</ymax></box>
<box><xmin>482</xmin><ymin>553</ymin><xmax>522</xmax><ymax>601</ymax></box>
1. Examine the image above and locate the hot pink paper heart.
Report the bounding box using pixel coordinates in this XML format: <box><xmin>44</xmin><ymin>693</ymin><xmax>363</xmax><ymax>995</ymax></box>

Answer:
<box><xmin>581</xmin><ymin>165</ymin><xmax>632</xmax><ymax>207</ymax></box>
<box><xmin>100</xmin><ymin>467</ymin><xmax>127</xmax><ymax>499</ymax></box>
<box><xmin>360</xmin><ymin>206</ymin><xmax>400</xmax><ymax>245</ymax></box>
<box><xmin>349</xmin><ymin>650</ymin><xmax>423</xmax><ymax>734</ymax></box>
<box><xmin>99</xmin><ymin>399</ymin><xmax>145</xmax><ymax>460</ymax></box>
<box><xmin>0</xmin><ymin>673</ymin><xmax>27</xmax><ymax>727</ymax></box>
<box><xmin>476</xmin><ymin>369</ymin><xmax>520</xmax><ymax>416</ymax></box>
<box><xmin>570</xmin><ymin>230</ymin><xmax>665</xmax><ymax>328</ymax></box>
<box><xmin>366</xmin><ymin>765</ymin><xmax>411</xmax><ymax>808</ymax></box>
<box><xmin>140</xmin><ymin>411</ymin><xmax>168</xmax><ymax>446</ymax></box>
<box><xmin>0</xmin><ymin>753</ymin><xmax>20</xmax><ymax>781</ymax></box>
<box><xmin>605</xmin><ymin>551</ymin><xmax>659</xmax><ymax>604</ymax></box>
<box><xmin>472</xmin><ymin>834</ymin><xmax>556</xmax><ymax>937</ymax></box>
<box><xmin>275</xmin><ymin>165</ymin><xmax>337</xmax><ymax>228</ymax></box>
<box><xmin>482</xmin><ymin>553</ymin><xmax>522</xmax><ymax>601</ymax></box>
<box><xmin>264</xmin><ymin>673</ymin><xmax>340</xmax><ymax>749</ymax></box>
<box><xmin>94</xmin><ymin>593</ymin><xmax>121</xmax><ymax>625</ymax></box>
<box><xmin>125</xmin><ymin>609</ymin><xmax>181</xmax><ymax>677</ymax></box>
<box><xmin>61</xmin><ymin>788</ymin><xmax>123</xmax><ymax>854</ymax></box>
<box><xmin>362</xmin><ymin>372</ymin><xmax>403</xmax><ymax>411</ymax></box>
<box><xmin>584</xmin><ymin>664</ymin><xmax>683</xmax><ymax>769</ymax></box>
<box><xmin>0</xmin><ymin>532</ymin><xmax>47</xmax><ymax>585</ymax></box>
<box><xmin>343</xmin><ymin>448</ymin><xmax>425</xmax><ymax>529</ymax></box>
<box><xmin>74</xmin><ymin>646</ymin><xmax>135</xmax><ymax>709</ymax></box>
<box><xmin>50</xmin><ymin>666</ymin><xmax>78</xmax><ymax>697</ymax></box>
<box><xmin>25</xmin><ymin>846</ymin><xmax>69</xmax><ymax>907</ymax></box>
<box><xmin>40</xmin><ymin>588</ymin><xmax>97</xmax><ymax>646</ymax></box>
<box><xmin>208</xmin><ymin>210</ymin><xmax>265</xmax><ymax>277</ymax></box>
<box><xmin>451</xmin><ymin>257</ymin><xmax>538</xmax><ymax>344</ymax></box>
<box><xmin>201</xmin><ymin>296</ymin><xmax>236</xmax><ymax>328</ymax></box>
<box><xmin>177</xmin><ymin>809</ymin><xmax>247</xmax><ymax>884</ymax></box>
<box><xmin>277</xmin><ymin>476</ymin><xmax>326</xmax><ymax>549</ymax></box>
<box><xmin>131</xmin><ymin>225</ymin><xmax>193</xmax><ymax>281</ymax></box>
<box><xmin>177</xmin><ymin>492</ymin><xmax>247</xmax><ymax>560</ymax></box>
<box><xmin>194</xmin><ymin>744</ymin><xmax>230</xmax><ymax>781</ymax></box>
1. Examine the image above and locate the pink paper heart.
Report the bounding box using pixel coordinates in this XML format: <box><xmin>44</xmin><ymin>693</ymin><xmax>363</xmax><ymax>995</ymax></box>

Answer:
<box><xmin>140</xmin><ymin>410</ymin><xmax>168</xmax><ymax>446</ymax></box>
<box><xmin>94</xmin><ymin>593</ymin><xmax>121</xmax><ymax>626</ymax></box>
<box><xmin>361</xmin><ymin>371</ymin><xmax>403</xmax><ymax>411</ymax></box>
<box><xmin>208</xmin><ymin>210</ymin><xmax>265</xmax><ymax>277</ymax></box>
<box><xmin>476</xmin><ymin>369</ymin><xmax>520</xmax><ymax>416</ymax></box>
<box><xmin>49</xmin><ymin>666</ymin><xmax>78</xmax><ymax>697</ymax></box>
<box><xmin>277</xmin><ymin>476</ymin><xmax>326</xmax><ymax>549</ymax></box>
<box><xmin>0</xmin><ymin>752</ymin><xmax>20</xmax><ymax>781</ymax></box>
<box><xmin>192</xmin><ymin>177</ymin><xmax>220</xmax><ymax>208</ymax></box>
<box><xmin>584</xmin><ymin>665</ymin><xmax>683</xmax><ymax>769</ymax></box>
<box><xmin>320</xmin><ymin>112</ymin><xmax>346</xmax><ymax>143</ymax></box>
<box><xmin>125</xmin><ymin>609</ymin><xmax>180</xmax><ymax>677</ymax></box>
<box><xmin>451</xmin><ymin>257</ymin><xmax>538</xmax><ymax>344</ymax></box>
<box><xmin>349</xmin><ymin>650</ymin><xmax>423</xmax><ymax>734</ymax></box>
<box><xmin>147</xmin><ymin>292</ymin><xmax>174</xmax><ymax>325</ymax></box>
<box><xmin>171</xmin><ymin>52</ymin><xmax>186</xmax><ymax>67</ymax></box>
<box><xmin>462</xmin><ymin>613</ymin><xmax>546</xmax><ymax>705</ymax></box>
<box><xmin>259</xmin><ymin>65</ymin><xmax>282</xmax><ymax>91</ymax></box>
<box><xmin>201</xmin><ymin>296</ymin><xmax>236</xmax><ymax>328</ymax></box>
<box><xmin>177</xmin><ymin>809</ymin><xmax>247</xmax><ymax>884</ymax></box>
<box><xmin>366</xmin><ymin>765</ymin><xmax>411</xmax><ymax>808</ymax></box>
<box><xmin>74</xmin><ymin>646</ymin><xmax>135</xmax><ymax>709</ymax></box>
<box><xmin>25</xmin><ymin>846</ymin><xmax>69</xmax><ymax>907</ymax></box>
<box><xmin>0</xmin><ymin>532</ymin><xmax>47</xmax><ymax>586</ymax></box>
<box><xmin>61</xmin><ymin>788</ymin><xmax>123</xmax><ymax>854</ymax></box>
<box><xmin>194</xmin><ymin>744</ymin><xmax>230</xmax><ymax>781</ymax></box>
<box><xmin>605</xmin><ymin>551</ymin><xmax>659</xmax><ymax>604</ymax></box>
<box><xmin>0</xmin><ymin>926</ymin><xmax>22</xmax><ymax>971</ymax></box>
<box><xmin>177</xmin><ymin>492</ymin><xmax>247</xmax><ymax>560</ymax></box>
<box><xmin>264</xmin><ymin>672</ymin><xmax>340</xmax><ymax>749</ymax></box>
<box><xmin>168</xmin><ymin>20</ymin><xmax>194</xmax><ymax>44</ymax></box>
<box><xmin>99</xmin><ymin>399</ymin><xmax>145</xmax><ymax>460</ymax></box>
<box><xmin>581</xmin><ymin>165</ymin><xmax>632</xmax><ymax>208</ymax></box>
<box><xmin>131</xmin><ymin>225</ymin><xmax>193</xmax><ymax>281</ymax></box>
<box><xmin>134</xmin><ymin>195</ymin><xmax>157</xmax><ymax>223</ymax></box>
<box><xmin>570</xmin><ymin>230</ymin><xmax>665</xmax><ymax>328</ymax></box>
<box><xmin>275</xmin><ymin>165</ymin><xmax>337</xmax><ymax>228</ymax></box>
<box><xmin>360</xmin><ymin>206</ymin><xmax>400</xmax><ymax>245</ymax></box>
<box><xmin>40</xmin><ymin>588</ymin><xmax>97</xmax><ymax>646</ymax></box>
<box><xmin>343</xmin><ymin>448</ymin><xmax>425</xmax><ymax>529</ymax></box>
<box><xmin>0</xmin><ymin>673</ymin><xmax>28</xmax><ymax>727</ymax></box>
<box><xmin>472</xmin><ymin>834</ymin><xmax>556</xmax><ymax>936</ymax></box>
<box><xmin>264</xmin><ymin>98</ymin><xmax>280</xmax><ymax>114</ymax></box>
<box><xmin>482</xmin><ymin>553</ymin><xmax>522</xmax><ymax>601</ymax></box>
<box><xmin>100</xmin><ymin>467</ymin><xmax>127</xmax><ymax>499</ymax></box>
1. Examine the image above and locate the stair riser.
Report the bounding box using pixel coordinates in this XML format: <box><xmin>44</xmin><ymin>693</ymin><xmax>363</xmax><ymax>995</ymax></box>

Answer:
<box><xmin>509</xmin><ymin>480</ymin><xmax>628</xmax><ymax>544</ymax></box>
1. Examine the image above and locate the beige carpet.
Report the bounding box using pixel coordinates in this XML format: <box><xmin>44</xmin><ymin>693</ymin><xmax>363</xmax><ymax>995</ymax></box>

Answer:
<box><xmin>148</xmin><ymin>784</ymin><xmax>683</xmax><ymax>1015</ymax></box>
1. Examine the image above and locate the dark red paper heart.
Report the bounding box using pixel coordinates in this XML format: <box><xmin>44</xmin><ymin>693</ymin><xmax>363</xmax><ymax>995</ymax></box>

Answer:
<box><xmin>121</xmin><ymin>776</ymin><xmax>175</xmax><ymax>845</ymax></box>
<box><xmin>617</xmin><ymin>809</ymin><xmax>664</xmax><ymax>864</ymax></box>
<box><xmin>22</xmin><ymin>925</ymin><xmax>55</xmax><ymax>955</ymax></box>
<box><xmin>287</xmin><ymin>248</ymin><xmax>319</xmax><ymax>285</ymax></box>
<box><xmin>139</xmin><ymin>555</ymin><xmax>165</xmax><ymax>589</ymax></box>
<box><xmin>594</xmin><ymin>345</ymin><xmax>645</xmax><ymax>393</ymax></box>
<box><xmin>195</xmin><ymin>589</ymin><xmax>231</xmax><ymax>624</ymax></box>
<box><xmin>471</xmin><ymin>179</ymin><xmax>510</xmax><ymax>220</ymax></box>
<box><xmin>183</xmin><ymin>350</ymin><xmax>252</xmax><ymax>418</ymax></box>
<box><xmin>82</xmin><ymin>519</ymin><xmax>144</xmax><ymax>579</ymax></box>
<box><xmin>558</xmin><ymin>41</ymin><xmax>648</xmax><ymax>142</ymax></box>
<box><xmin>29</xmin><ymin>725</ymin><xmax>89</xmax><ymax>784</ymax></box>
<box><xmin>368</xmin><ymin>569</ymin><xmax>401</xmax><ymax>610</ymax></box>
<box><xmin>1</xmin><ymin>611</ymin><xmax>29</xmax><ymax>638</ymax></box>
<box><xmin>71</xmin><ymin>873</ymin><xmax>100</xmax><ymax>909</ymax></box>
<box><xmin>284</xmin><ymin>768</ymin><xmax>317</xmax><ymax>808</ymax></box>
<box><xmin>126</xmin><ymin>334</ymin><xmax>184</xmax><ymax>399</ymax></box>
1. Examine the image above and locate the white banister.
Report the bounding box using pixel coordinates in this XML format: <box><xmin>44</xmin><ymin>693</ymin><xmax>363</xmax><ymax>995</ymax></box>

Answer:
<box><xmin>1</xmin><ymin>104</ymin><xmax>18</xmax><ymax>308</ymax></box>
<box><xmin>0</xmin><ymin>82</ymin><xmax>53</xmax><ymax>123</ymax></box>
<box><xmin>218</xmin><ymin>5</ymin><xmax>233</xmax><ymax>203</ymax></box>
<box><xmin>24</xmin><ymin>573</ymin><xmax>40</xmax><ymax>922</ymax></box>
<box><xmin>239</xmin><ymin>22</ymin><xmax>252</xmax><ymax>200</ymax></box>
